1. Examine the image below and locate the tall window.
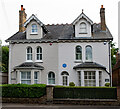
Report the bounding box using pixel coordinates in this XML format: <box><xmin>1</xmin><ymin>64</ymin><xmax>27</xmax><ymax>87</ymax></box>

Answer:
<box><xmin>80</xmin><ymin>22</ymin><xmax>87</xmax><ymax>33</ymax></box>
<box><xmin>86</xmin><ymin>45</ymin><xmax>92</xmax><ymax>61</ymax></box>
<box><xmin>36</xmin><ymin>47</ymin><xmax>42</xmax><ymax>60</ymax></box>
<box><xmin>76</xmin><ymin>46</ymin><xmax>82</xmax><ymax>60</ymax></box>
<box><xmin>84</xmin><ymin>71</ymin><xmax>96</xmax><ymax>86</ymax></box>
<box><xmin>78</xmin><ymin>71</ymin><xmax>81</xmax><ymax>86</ymax></box>
<box><xmin>99</xmin><ymin>71</ymin><xmax>102</xmax><ymax>86</ymax></box>
<box><xmin>21</xmin><ymin>71</ymin><xmax>31</xmax><ymax>84</ymax></box>
<box><xmin>48</xmin><ymin>72</ymin><xmax>55</xmax><ymax>84</ymax></box>
<box><xmin>27</xmin><ymin>47</ymin><xmax>32</xmax><ymax>61</ymax></box>
<box><xmin>61</xmin><ymin>71</ymin><xmax>69</xmax><ymax>86</ymax></box>
<box><xmin>34</xmin><ymin>71</ymin><xmax>38</xmax><ymax>84</ymax></box>
<box><xmin>32</xmin><ymin>24</ymin><xmax>37</xmax><ymax>33</ymax></box>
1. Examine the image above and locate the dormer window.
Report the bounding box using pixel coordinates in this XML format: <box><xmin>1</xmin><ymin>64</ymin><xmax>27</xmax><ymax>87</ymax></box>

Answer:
<box><xmin>80</xmin><ymin>22</ymin><xmax>87</xmax><ymax>33</ymax></box>
<box><xmin>32</xmin><ymin>24</ymin><xmax>37</xmax><ymax>33</ymax></box>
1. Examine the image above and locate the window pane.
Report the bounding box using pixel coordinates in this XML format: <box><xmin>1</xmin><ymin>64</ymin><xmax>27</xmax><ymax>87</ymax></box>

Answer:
<box><xmin>27</xmin><ymin>72</ymin><xmax>31</xmax><ymax>79</ymax></box>
<box><xmin>86</xmin><ymin>46</ymin><xmax>92</xmax><ymax>61</ymax></box>
<box><xmin>76</xmin><ymin>46</ymin><xmax>82</xmax><ymax>60</ymax></box>
<box><xmin>48</xmin><ymin>72</ymin><xmax>55</xmax><ymax>84</ymax></box>
<box><xmin>34</xmin><ymin>72</ymin><xmax>38</xmax><ymax>79</ymax></box>
<box><xmin>32</xmin><ymin>24</ymin><xmax>37</xmax><ymax>32</ymax></box>
<box><xmin>80</xmin><ymin>23</ymin><xmax>86</xmax><ymax>33</ymax></box>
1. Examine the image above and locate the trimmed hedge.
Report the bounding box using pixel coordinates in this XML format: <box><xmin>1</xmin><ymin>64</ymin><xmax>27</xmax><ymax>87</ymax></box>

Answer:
<box><xmin>1</xmin><ymin>84</ymin><xmax>46</xmax><ymax>98</ymax></box>
<box><xmin>54</xmin><ymin>86</ymin><xmax>117</xmax><ymax>99</ymax></box>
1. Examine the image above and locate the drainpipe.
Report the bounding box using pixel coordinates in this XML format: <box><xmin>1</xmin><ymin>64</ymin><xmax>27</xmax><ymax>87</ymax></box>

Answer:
<box><xmin>108</xmin><ymin>41</ymin><xmax>112</xmax><ymax>87</ymax></box>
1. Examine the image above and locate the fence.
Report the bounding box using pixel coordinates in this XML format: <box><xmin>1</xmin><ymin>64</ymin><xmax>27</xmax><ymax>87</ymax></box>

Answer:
<box><xmin>53</xmin><ymin>87</ymin><xmax>117</xmax><ymax>99</ymax></box>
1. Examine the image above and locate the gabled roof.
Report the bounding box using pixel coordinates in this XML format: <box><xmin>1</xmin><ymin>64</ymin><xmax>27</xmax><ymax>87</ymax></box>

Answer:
<box><xmin>14</xmin><ymin>62</ymin><xmax>44</xmax><ymax>70</ymax></box>
<box><xmin>24</xmin><ymin>14</ymin><xmax>48</xmax><ymax>32</ymax></box>
<box><xmin>72</xmin><ymin>12</ymin><xmax>93</xmax><ymax>25</ymax></box>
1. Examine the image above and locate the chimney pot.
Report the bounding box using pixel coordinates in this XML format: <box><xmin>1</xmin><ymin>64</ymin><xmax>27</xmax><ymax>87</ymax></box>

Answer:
<box><xmin>21</xmin><ymin>5</ymin><xmax>23</xmax><ymax>11</ymax></box>
<box><xmin>101</xmin><ymin>5</ymin><xmax>103</xmax><ymax>8</ymax></box>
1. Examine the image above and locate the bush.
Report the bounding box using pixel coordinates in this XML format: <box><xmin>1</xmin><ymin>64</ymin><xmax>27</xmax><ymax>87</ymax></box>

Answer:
<box><xmin>105</xmin><ymin>83</ymin><xmax>110</xmax><ymax>87</ymax></box>
<box><xmin>1</xmin><ymin>84</ymin><xmax>46</xmax><ymax>98</ymax></box>
<box><xmin>69</xmin><ymin>82</ymin><xmax>75</xmax><ymax>86</ymax></box>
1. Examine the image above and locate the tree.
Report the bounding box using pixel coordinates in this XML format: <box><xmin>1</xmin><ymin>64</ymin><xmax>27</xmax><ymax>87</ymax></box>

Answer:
<box><xmin>2</xmin><ymin>46</ymin><xmax>9</xmax><ymax>72</ymax></box>
<box><xmin>110</xmin><ymin>41</ymin><xmax>118</xmax><ymax>68</ymax></box>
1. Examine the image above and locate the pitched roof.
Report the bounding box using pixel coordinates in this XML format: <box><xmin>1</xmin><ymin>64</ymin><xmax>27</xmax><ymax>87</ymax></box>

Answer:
<box><xmin>73</xmin><ymin>62</ymin><xmax>106</xmax><ymax>70</ymax></box>
<box><xmin>14</xmin><ymin>62</ymin><xmax>44</xmax><ymax>70</ymax></box>
<box><xmin>6</xmin><ymin>23</ymin><xmax>113</xmax><ymax>42</ymax></box>
<box><xmin>72</xmin><ymin>12</ymin><xmax>93</xmax><ymax>25</ymax></box>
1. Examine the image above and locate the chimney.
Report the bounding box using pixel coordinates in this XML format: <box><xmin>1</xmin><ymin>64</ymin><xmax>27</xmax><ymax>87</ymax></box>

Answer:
<box><xmin>100</xmin><ymin>5</ymin><xmax>106</xmax><ymax>31</ymax></box>
<box><xmin>19</xmin><ymin>5</ymin><xmax>27</xmax><ymax>32</ymax></box>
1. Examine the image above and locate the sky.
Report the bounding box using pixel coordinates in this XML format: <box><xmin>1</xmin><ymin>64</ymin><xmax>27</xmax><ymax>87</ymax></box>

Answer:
<box><xmin>0</xmin><ymin>0</ymin><xmax>119</xmax><ymax>47</ymax></box>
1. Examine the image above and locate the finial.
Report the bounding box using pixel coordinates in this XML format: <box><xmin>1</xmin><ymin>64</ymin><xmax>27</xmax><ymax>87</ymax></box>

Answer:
<box><xmin>82</xmin><ymin>9</ymin><xmax>84</xmax><ymax>13</ymax></box>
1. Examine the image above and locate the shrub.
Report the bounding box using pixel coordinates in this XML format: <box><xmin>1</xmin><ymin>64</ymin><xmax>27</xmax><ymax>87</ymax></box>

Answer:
<box><xmin>69</xmin><ymin>82</ymin><xmax>75</xmax><ymax>86</ymax></box>
<box><xmin>105</xmin><ymin>83</ymin><xmax>110</xmax><ymax>87</ymax></box>
<box><xmin>1</xmin><ymin>84</ymin><xmax>46</xmax><ymax>98</ymax></box>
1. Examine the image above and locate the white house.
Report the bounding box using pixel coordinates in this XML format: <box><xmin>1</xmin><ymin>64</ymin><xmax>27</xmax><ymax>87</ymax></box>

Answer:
<box><xmin>6</xmin><ymin>5</ymin><xmax>113</xmax><ymax>86</ymax></box>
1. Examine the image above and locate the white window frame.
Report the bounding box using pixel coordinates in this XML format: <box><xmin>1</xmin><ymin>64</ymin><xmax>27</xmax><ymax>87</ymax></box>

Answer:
<box><xmin>61</xmin><ymin>71</ymin><xmax>69</xmax><ymax>86</ymax></box>
<box><xmin>21</xmin><ymin>71</ymin><xmax>31</xmax><ymax>84</ymax></box>
<box><xmin>31</xmin><ymin>24</ymin><xmax>37</xmax><ymax>34</ymax></box>
<box><xmin>80</xmin><ymin>22</ymin><xmax>87</xmax><ymax>33</ymax></box>
<box><xmin>99</xmin><ymin>71</ymin><xmax>102</xmax><ymax>86</ymax></box>
<box><xmin>26</xmin><ymin>47</ymin><xmax>33</xmax><ymax>62</ymax></box>
<box><xmin>36</xmin><ymin>46</ymin><xmax>42</xmax><ymax>62</ymax></box>
<box><xmin>48</xmin><ymin>72</ymin><xmax>55</xmax><ymax>85</ymax></box>
<box><xmin>85</xmin><ymin>45</ymin><xmax>92</xmax><ymax>62</ymax></box>
<box><xmin>76</xmin><ymin>45</ymin><xmax>82</xmax><ymax>61</ymax></box>
<box><xmin>84</xmin><ymin>71</ymin><xmax>96</xmax><ymax>86</ymax></box>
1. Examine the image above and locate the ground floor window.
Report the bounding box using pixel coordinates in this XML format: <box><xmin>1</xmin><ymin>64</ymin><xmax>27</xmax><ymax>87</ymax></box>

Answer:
<box><xmin>78</xmin><ymin>71</ymin><xmax>81</xmax><ymax>86</ymax></box>
<box><xmin>34</xmin><ymin>71</ymin><xmax>38</xmax><ymax>84</ymax></box>
<box><xmin>84</xmin><ymin>71</ymin><xmax>96</xmax><ymax>86</ymax></box>
<box><xmin>99</xmin><ymin>71</ymin><xmax>102</xmax><ymax>86</ymax></box>
<box><xmin>63</xmin><ymin>76</ymin><xmax>68</xmax><ymax>86</ymax></box>
<box><xmin>21</xmin><ymin>71</ymin><xmax>31</xmax><ymax>84</ymax></box>
<box><xmin>48</xmin><ymin>72</ymin><xmax>55</xmax><ymax>84</ymax></box>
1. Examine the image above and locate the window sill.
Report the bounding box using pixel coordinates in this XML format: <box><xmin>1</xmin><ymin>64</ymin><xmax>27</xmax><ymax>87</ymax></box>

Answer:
<box><xmin>79</xmin><ymin>32</ymin><xmax>87</xmax><ymax>34</ymax></box>
<box><xmin>26</xmin><ymin>60</ymin><xmax>33</xmax><ymax>62</ymax></box>
<box><xmin>74</xmin><ymin>60</ymin><xmax>83</xmax><ymax>63</ymax></box>
<box><xmin>35</xmin><ymin>60</ymin><xmax>43</xmax><ymax>63</ymax></box>
<box><xmin>30</xmin><ymin>33</ymin><xmax>38</xmax><ymax>35</ymax></box>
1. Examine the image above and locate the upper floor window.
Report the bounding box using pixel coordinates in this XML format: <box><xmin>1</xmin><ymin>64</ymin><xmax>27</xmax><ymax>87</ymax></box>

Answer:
<box><xmin>76</xmin><ymin>46</ymin><xmax>82</xmax><ymax>60</ymax></box>
<box><xmin>86</xmin><ymin>45</ymin><xmax>92</xmax><ymax>61</ymax></box>
<box><xmin>48</xmin><ymin>72</ymin><xmax>55</xmax><ymax>84</ymax></box>
<box><xmin>36</xmin><ymin>46</ymin><xmax>42</xmax><ymax>61</ymax></box>
<box><xmin>32</xmin><ymin>24</ymin><xmax>37</xmax><ymax>33</ymax></box>
<box><xmin>27</xmin><ymin>47</ymin><xmax>32</xmax><ymax>61</ymax></box>
<box><xmin>80</xmin><ymin>22</ymin><xmax>87</xmax><ymax>33</ymax></box>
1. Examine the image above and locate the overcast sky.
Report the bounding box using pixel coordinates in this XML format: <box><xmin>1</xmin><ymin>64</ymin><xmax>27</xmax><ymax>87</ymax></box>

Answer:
<box><xmin>0</xmin><ymin>0</ymin><xmax>119</xmax><ymax>46</ymax></box>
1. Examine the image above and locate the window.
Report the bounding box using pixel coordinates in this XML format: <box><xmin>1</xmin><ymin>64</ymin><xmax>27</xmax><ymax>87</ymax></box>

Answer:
<box><xmin>36</xmin><ymin>47</ymin><xmax>42</xmax><ymax>60</ymax></box>
<box><xmin>27</xmin><ymin>47</ymin><xmax>32</xmax><ymax>61</ymax></box>
<box><xmin>84</xmin><ymin>71</ymin><xmax>96</xmax><ymax>86</ymax></box>
<box><xmin>86</xmin><ymin>45</ymin><xmax>92</xmax><ymax>61</ymax></box>
<box><xmin>48</xmin><ymin>72</ymin><xmax>55</xmax><ymax>84</ymax></box>
<box><xmin>80</xmin><ymin>22</ymin><xmax>87</xmax><ymax>33</ymax></box>
<box><xmin>61</xmin><ymin>71</ymin><xmax>69</xmax><ymax>86</ymax></box>
<box><xmin>99</xmin><ymin>71</ymin><xmax>102</xmax><ymax>86</ymax></box>
<box><xmin>34</xmin><ymin>71</ymin><xmax>38</xmax><ymax>84</ymax></box>
<box><xmin>21</xmin><ymin>71</ymin><xmax>31</xmax><ymax>84</ymax></box>
<box><xmin>78</xmin><ymin>71</ymin><xmax>81</xmax><ymax>86</ymax></box>
<box><xmin>76</xmin><ymin>46</ymin><xmax>82</xmax><ymax>60</ymax></box>
<box><xmin>32</xmin><ymin>24</ymin><xmax>37</xmax><ymax>33</ymax></box>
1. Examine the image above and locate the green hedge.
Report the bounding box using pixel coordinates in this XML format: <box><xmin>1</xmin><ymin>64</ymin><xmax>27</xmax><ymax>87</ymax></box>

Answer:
<box><xmin>54</xmin><ymin>86</ymin><xmax>117</xmax><ymax>99</ymax></box>
<box><xmin>1</xmin><ymin>84</ymin><xmax>46</xmax><ymax>98</ymax></box>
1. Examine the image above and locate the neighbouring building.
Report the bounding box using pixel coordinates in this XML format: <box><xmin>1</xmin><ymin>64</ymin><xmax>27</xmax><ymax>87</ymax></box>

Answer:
<box><xmin>6</xmin><ymin>5</ymin><xmax>113</xmax><ymax>86</ymax></box>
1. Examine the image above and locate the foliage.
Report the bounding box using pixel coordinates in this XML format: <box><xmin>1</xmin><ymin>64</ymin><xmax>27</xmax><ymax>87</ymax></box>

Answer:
<box><xmin>69</xmin><ymin>82</ymin><xmax>75</xmax><ymax>86</ymax></box>
<box><xmin>110</xmin><ymin>41</ymin><xmax>118</xmax><ymax>68</ymax></box>
<box><xmin>54</xmin><ymin>86</ymin><xmax>117</xmax><ymax>99</ymax></box>
<box><xmin>2</xmin><ymin>46</ymin><xmax>9</xmax><ymax>72</ymax></box>
<box><xmin>1</xmin><ymin>84</ymin><xmax>46</xmax><ymax>98</ymax></box>
<box><xmin>105</xmin><ymin>83</ymin><xmax>110</xmax><ymax>87</ymax></box>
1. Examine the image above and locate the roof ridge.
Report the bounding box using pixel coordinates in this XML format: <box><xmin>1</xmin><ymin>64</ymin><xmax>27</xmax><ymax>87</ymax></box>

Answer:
<box><xmin>46</xmin><ymin>23</ymin><xmax>72</xmax><ymax>26</ymax></box>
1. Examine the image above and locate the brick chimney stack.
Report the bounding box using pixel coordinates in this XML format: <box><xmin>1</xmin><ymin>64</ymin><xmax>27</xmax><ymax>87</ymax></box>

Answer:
<box><xmin>100</xmin><ymin>5</ymin><xmax>106</xmax><ymax>31</ymax></box>
<box><xmin>19</xmin><ymin>5</ymin><xmax>27</xmax><ymax>32</ymax></box>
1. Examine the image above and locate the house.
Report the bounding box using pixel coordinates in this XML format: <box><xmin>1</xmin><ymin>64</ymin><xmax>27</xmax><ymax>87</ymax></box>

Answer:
<box><xmin>6</xmin><ymin>5</ymin><xmax>113</xmax><ymax>86</ymax></box>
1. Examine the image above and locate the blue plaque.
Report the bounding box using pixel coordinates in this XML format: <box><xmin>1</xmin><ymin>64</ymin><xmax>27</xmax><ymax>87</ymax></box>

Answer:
<box><xmin>62</xmin><ymin>64</ymin><xmax>67</xmax><ymax>68</ymax></box>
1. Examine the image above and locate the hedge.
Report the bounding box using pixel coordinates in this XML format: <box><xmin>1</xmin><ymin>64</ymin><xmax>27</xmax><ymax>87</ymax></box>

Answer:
<box><xmin>1</xmin><ymin>84</ymin><xmax>46</xmax><ymax>98</ymax></box>
<box><xmin>54</xmin><ymin>86</ymin><xmax>117</xmax><ymax>99</ymax></box>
